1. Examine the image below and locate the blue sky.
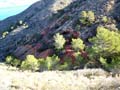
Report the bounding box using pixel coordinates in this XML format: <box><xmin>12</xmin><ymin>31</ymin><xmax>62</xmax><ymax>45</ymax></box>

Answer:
<box><xmin>0</xmin><ymin>0</ymin><xmax>39</xmax><ymax>20</ymax></box>
<box><xmin>0</xmin><ymin>0</ymin><xmax>39</xmax><ymax>8</ymax></box>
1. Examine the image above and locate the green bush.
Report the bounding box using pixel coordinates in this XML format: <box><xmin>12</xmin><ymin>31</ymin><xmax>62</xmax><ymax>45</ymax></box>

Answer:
<box><xmin>111</xmin><ymin>56</ymin><xmax>120</xmax><ymax>68</ymax></box>
<box><xmin>54</xmin><ymin>33</ymin><xmax>66</xmax><ymax>50</ymax></box>
<box><xmin>80</xmin><ymin>11</ymin><xmax>95</xmax><ymax>25</ymax></box>
<box><xmin>100</xmin><ymin>56</ymin><xmax>120</xmax><ymax>69</ymax></box>
<box><xmin>6</xmin><ymin>56</ymin><xmax>12</xmax><ymax>64</ymax></box>
<box><xmin>99</xmin><ymin>57</ymin><xmax>108</xmax><ymax>67</ymax></box>
<box><xmin>75</xmin><ymin>24</ymin><xmax>81</xmax><ymax>31</ymax></box>
<box><xmin>88</xmin><ymin>26</ymin><xmax>120</xmax><ymax>69</ymax></box>
<box><xmin>39</xmin><ymin>54</ymin><xmax>84</xmax><ymax>71</ymax></box>
<box><xmin>90</xmin><ymin>26</ymin><xmax>120</xmax><ymax>57</ymax></box>
<box><xmin>72</xmin><ymin>38</ymin><xmax>85</xmax><ymax>51</ymax></box>
<box><xmin>2</xmin><ymin>31</ymin><xmax>9</xmax><ymax>38</ymax></box>
<box><xmin>6</xmin><ymin>54</ymin><xmax>84</xmax><ymax>71</ymax></box>
<box><xmin>57</xmin><ymin>53</ymin><xmax>85</xmax><ymax>70</ymax></box>
<box><xmin>56</xmin><ymin>62</ymin><xmax>70</xmax><ymax>70</ymax></box>
<box><xmin>74</xmin><ymin>52</ymin><xmax>86</xmax><ymax>68</ymax></box>
<box><xmin>56</xmin><ymin>56</ymin><xmax>73</xmax><ymax>70</ymax></box>
<box><xmin>87</xmin><ymin>11</ymin><xmax>95</xmax><ymax>23</ymax></box>
<box><xmin>6</xmin><ymin>56</ymin><xmax>21</xmax><ymax>67</ymax></box>
<box><xmin>102</xmin><ymin>16</ymin><xmax>108</xmax><ymax>23</ymax></box>
<box><xmin>39</xmin><ymin>55</ymin><xmax>60</xmax><ymax>71</ymax></box>
<box><xmin>21</xmin><ymin>55</ymin><xmax>40</xmax><ymax>71</ymax></box>
<box><xmin>80</xmin><ymin>11</ymin><xmax>87</xmax><ymax>25</ymax></box>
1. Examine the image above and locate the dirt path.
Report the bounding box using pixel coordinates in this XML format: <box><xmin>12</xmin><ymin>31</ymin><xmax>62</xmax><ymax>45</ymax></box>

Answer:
<box><xmin>0</xmin><ymin>63</ymin><xmax>120</xmax><ymax>90</ymax></box>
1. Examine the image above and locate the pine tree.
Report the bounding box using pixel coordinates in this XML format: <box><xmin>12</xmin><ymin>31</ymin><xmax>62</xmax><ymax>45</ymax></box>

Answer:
<box><xmin>90</xmin><ymin>26</ymin><xmax>120</xmax><ymax>57</ymax></box>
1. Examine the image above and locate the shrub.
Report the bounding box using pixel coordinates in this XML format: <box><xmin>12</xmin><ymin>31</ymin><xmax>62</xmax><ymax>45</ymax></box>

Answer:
<box><xmin>80</xmin><ymin>11</ymin><xmax>87</xmax><ymax>24</ymax></box>
<box><xmin>19</xmin><ymin>20</ymin><xmax>23</xmax><ymax>25</ymax></box>
<box><xmin>88</xmin><ymin>26</ymin><xmax>120</xmax><ymax>69</ymax></box>
<box><xmin>90</xmin><ymin>26</ymin><xmax>120</xmax><ymax>57</ymax></box>
<box><xmin>6</xmin><ymin>56</ymin><xmax>13</xmax><ymax>64</ymax></box>
<box><xmin>39</xmin><ymin>55</ymin><xmax>60</xmax><ymax>71</ymax></box>
<box><xmin>72</xmin><ymin>38</ymin><xmax>85</xmax><ymax>51</ymax></box>
<box><xmin>99</xmin><ymin>57</ymin><xmax>108</xmax><ymax>67</ymax></box>
<box><xmin>75</xmin><ymin>24</ymin><xmax>81</xmax><ymax>31</ymax></box>
<box><xmin>102</xmin><ymin>16</ymin><xmax>108</xmax><ymax>23</ymax></box>
<box><xmin>23</xmin><ymin>23</ymin><xmax>29</xmax><ymax>29</ymax></box>
<box><xmin>6</xmin><ymin>56</ymin><xmax>21</xmax><ymax>67</ymax></box>
<box><xmin>18</xmin><ymin>20</ymin><xmax>29</xmax><ymax>29</ymax></box>
<box><xmin>80</xmin><ymin>11</ymin><xmax>95</xmax><ymax>25</ymax></box>
<box><xmin>111</xmin><ymin>56</ymin><xmax>120</xmax><ymax>68</ymax></box>
<box><xmin>87</xmin><ymin>11</ymin><xmax>95</xmax><ymax>23</ymax></box>
<box><xmin>56</xmin><ymin>62</ymin><xmax>70</xmax><ymax>70</ymax></box>
<box><xmin>100</xmin><ymin>56</ymin><xmax>120</xmax><ymax>69</ymax></box>
<box><xmin>21</xmin><ymin>55</ymin><xmax>40</xmax><ymax>71</ymax></box>
<box><xmin>2</xmin><ymin>31</ymin><xmax>9</xmax><ymax>38</ymax></box>
<box><xmin>57</xmin><ymin>52</ymin><xmax>85</xmax><ymax>70</ymax></box>
<box><xmin>57</xmin><ymin>56</ymin><xmax>73</xmax><ymax>70</ymax></box>
<box><xmin>54</xmin><ymin>33</ymin><xmax>66</xmax><ymax>50</ymax></box>
<box><xmin>80</xmin><ymin>11</ymin><xmax>87</xmax><ymax>18</ymax></box>
<box><xmin>74</xmin><ymin>52</ymin><xmax>85</xmax><ymax>67</ymax></box>
<box><xmin>39</xmin><ymin>54</ymin><xmax>84</xmax><ymax>71</ymax></box>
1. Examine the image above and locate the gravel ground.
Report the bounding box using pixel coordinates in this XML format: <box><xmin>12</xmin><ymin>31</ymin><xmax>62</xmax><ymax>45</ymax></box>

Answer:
<box><xmin>0</xmin><ymin>63</ymin><xmax>120</xmax><ymax>90</ymax></box>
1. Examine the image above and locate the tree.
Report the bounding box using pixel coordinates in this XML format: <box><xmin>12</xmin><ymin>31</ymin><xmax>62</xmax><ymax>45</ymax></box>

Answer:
<box><xmin>90</xmin><ymin>26</ymin><xmax>120</xmax><ymax>57</ymax></box>
<box><xmin>80</xmin><ymin>11</ymin><xmax>95</xmax><ymax>25</ymax></box>
<box><xmin>54</xmin><ymin>33</ymin><xmax>66</xmax><ymax>50</ymax></box>
<box><xmin>72</xmin><ymin>38</ymin><xmax>85</xmax><ymax>51</ymax></box>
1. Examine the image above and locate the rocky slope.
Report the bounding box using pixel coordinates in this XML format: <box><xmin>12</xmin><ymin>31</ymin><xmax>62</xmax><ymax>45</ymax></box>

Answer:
<box><xmin>0</xmin><ymin>0</ymin><xmax>74</xmax><ymax>61</ymax></box>
<box><xmin>0</xmin><ymin>0</ymin><xmax>120</xmax><ymax>61</ymax></box>
<box><xmin>0</xmin><ymin>63</ymin><xmax>120</xmax><ymax>90</ymax></box>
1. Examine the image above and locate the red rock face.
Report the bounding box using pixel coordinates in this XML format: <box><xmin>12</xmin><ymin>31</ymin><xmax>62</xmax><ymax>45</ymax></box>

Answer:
<box><xmin>35</xmin><ymin>49</ymin><xmax>54</xmax><ymax>58</ymax></box>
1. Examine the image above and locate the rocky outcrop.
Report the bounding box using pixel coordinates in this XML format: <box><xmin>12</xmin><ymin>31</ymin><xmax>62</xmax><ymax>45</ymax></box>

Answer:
<box><xmin>0</xmin><ymin>0</ymin><xmax>120</xmax><ymax>61</ymax></box>
<box><xmin>0</xmin><ymin>0</ymin><xmax>74</xmax><ymax>61</ymax></box>
<box><xmin>0</xmin><ymin>0</ymin><xmax>73</xmax><ymax>35</ymax></box>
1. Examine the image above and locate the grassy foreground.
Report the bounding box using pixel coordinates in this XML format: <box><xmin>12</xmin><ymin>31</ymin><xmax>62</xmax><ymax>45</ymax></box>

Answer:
<box><xmin>0</xmin><ymin>63</ymin><xmax>120</xmax><ymax>90</ymax></box>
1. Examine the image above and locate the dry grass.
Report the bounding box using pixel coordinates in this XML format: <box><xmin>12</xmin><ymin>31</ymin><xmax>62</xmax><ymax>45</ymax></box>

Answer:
<box><xmin>0</xmin><ymin>63</ymin><xmax>120</xmax><ymax>90</ymax></box>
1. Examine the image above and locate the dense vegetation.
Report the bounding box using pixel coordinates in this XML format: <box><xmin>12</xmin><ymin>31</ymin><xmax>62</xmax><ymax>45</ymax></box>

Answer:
<box><xmin>4</xmin><ymin>10</ymin><xmax>120</xmax><ymax>72</ymax></box>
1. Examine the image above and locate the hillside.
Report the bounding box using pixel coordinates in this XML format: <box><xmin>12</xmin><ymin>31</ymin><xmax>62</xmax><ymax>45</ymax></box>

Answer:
<box><xmin>0</xmin><ymin>0</ymin><xmax>119</xmax><ymax>60</ymax></box>
<box><xmin>0</xmin><ymin>0</ymin><xmax>120</xmax><ymax>71</ymax></box>
<box><xmin>0</xmin><ymin>0</ymin><xmax>74</xmax><ymax>60</ymax></box>
<box><xmin>0</xmin><ymin>0</ymin><xmax>120</xmax><ymax>89</ymax></box>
